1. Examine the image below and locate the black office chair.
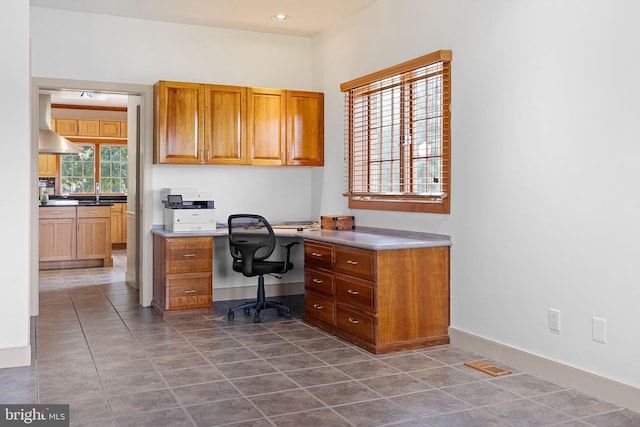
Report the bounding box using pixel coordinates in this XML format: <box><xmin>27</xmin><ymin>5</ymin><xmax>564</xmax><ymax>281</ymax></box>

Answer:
<box><xmin>226</xmin><ymin>214</ymin><xmax>299</xmax><ymax>323</ymax></box>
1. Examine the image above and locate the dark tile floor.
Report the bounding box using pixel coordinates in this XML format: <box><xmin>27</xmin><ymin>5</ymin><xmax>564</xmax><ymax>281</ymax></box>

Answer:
<box><xmin>1</xmin><ymin>250</ymin><xmax>639</xmax><ymax>426</ymax></box>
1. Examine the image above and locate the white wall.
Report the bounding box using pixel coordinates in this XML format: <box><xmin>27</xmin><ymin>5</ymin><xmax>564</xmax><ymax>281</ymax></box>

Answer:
<box><xmin>312</xmin><ymin>0</ymin><xmax>640</xmax><ymax>390</ymax></box>
<box><xmin>0</xmin><ymin>0</ymin><xmax>32</xmax><ymax>368</ymax></box>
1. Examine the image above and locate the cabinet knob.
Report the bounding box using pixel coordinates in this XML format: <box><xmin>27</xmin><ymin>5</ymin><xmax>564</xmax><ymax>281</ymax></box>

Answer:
<box><xmin>348</xmin><ymin>317</ymin><xmax>360</xmax><ymax>324</ymax></box>
<box><xmin>313</xmin><ymin>304</ymin><xmax>323</xmax><ymax>309</ymax></box>
<box><xmin>347</xmin><ymin>289</ymin><xmax>359</xmax><ymax>295</ymax></box>
<box><xmin>346</xmin><ymin>260</ymin><xmax>359</xmax><ymax>265</ymax></box>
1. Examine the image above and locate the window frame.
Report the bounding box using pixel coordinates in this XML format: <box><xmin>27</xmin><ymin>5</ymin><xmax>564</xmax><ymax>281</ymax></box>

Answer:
<box><xmin>341</xmin><ymin>50</ymin><xmax>452</xmax><ymax>214</ymax></box>
<box><xmin>60</xmin><ymin>138</ymin><xmax>128</xmax><ymax>196</ymax></box>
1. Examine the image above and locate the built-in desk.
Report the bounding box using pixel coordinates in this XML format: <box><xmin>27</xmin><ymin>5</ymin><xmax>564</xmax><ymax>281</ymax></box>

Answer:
<box><xmin>151</xmin><ymin>224</ymin><xmax>451</xmax><ymax>353</ymax></box>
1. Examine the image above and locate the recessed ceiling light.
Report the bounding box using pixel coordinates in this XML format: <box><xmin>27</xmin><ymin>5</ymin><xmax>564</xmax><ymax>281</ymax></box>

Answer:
<box><xmin>271</xmin><ymin>14</ymin><xmax>290</xmax><ymax>22</ymax></box>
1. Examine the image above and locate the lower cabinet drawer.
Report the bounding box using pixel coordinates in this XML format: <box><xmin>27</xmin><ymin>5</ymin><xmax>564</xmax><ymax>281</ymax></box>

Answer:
<box><xmin>305</xmin><ymin>268</ymin><xmax>335</xmax><ymax>296</ymax></box>
<box><xmin>304</xmin><ymin>292</ymin><xmax>335</xmax><ymax>325</ymax></box>
<box><xmin>337</xmin><ymin>305</ymin><xmax>375</xmax><ymax>342</ymax></box>
<box><xmin>335</xmin><ymin>274</ymin><xmax>374</xmax><ymax>311</ymax></box>
<box><xmin>166</xmin><ymin>237</ymin><xmax>212</xmax><ymax>274</ymax></box>
<box><xmin>165</xmin><ymin>273</ymin><xmax>212</xmax><ymax>310</ymax></box>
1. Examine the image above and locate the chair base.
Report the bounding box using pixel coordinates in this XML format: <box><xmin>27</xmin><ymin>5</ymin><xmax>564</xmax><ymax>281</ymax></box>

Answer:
<box><xmin>227</xmin><ymin>275</ymin><xmax>292</xmax><ymax>323</ymax></box>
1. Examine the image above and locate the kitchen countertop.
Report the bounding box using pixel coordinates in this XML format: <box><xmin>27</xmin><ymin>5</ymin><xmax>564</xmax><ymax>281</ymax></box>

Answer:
<box><xmin>151</xmin><ymin>224</ymin><xmax>451</xmax><ymax>250</ymax></box>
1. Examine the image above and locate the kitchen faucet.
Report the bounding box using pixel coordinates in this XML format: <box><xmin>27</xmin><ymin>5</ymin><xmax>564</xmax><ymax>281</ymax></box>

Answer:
<box><xmin>95</xmin><ymin>182</ymin><xmax>100</xmax><ymax>202</ymax></box>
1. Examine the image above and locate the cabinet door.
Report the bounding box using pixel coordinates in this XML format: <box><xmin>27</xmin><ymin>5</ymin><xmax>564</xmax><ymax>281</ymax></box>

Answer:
<box><xmin>39</xmin><ymin>218</ymin><xmax>76</xmax><ymax>261</ymax></box>
<box><xmin>120</xmin><ymin>121</ymin><xmax>128</xmax><ymax>138</ymax></box>
<box><xmin>247</xmin><ymin>88</ymin><xmax>286</xmax><ymax>166</ymax></box>
<box><xmin>55</xmin><ymin>119</ymin><xmax>78</xmax><ymax>136</ymax></box>
<box><xmin>154</xmin><ymin>81</ymin><xmax>205</xmax><ymax>164</ymax></box>
<box><xmin>110</xmin><ymin>204</ymin><xmax>123</xmax><ymax>244</ymax></box>
<box><xmin>286</xmin><ymin>91</ymin><xmax>324</xmax><ymax>166</ymax></box>
<box><xmin>77</xmin><ymin>120</ymin><xmax>100</xmax><ymax>136</ymax></box>
<box><xmin>38</xmin><ymin>154</ymin><xmax>57</xmax><ymax>177</ymax></box>
<box><xmin>203</xmin><ymin>85</ymin><xmax>246</xmax><ymax>164</ymax></box>
<box><xmin>100</xmin><ymin>120</ymin><xmax>121</xmax><ymax>137</ymax></box>
<box><xmin>77</xmin><ymin>217</ymin><xmax>111</xmax><ymax>260</ymax></box>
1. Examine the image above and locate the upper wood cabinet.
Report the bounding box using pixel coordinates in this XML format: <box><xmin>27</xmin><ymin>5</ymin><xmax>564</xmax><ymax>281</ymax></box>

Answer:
<box><xmin>38</xmin><ymin>154</ymin><xmax>57</xmax><ymax>178</ymax></box>
<box><xmin>286</xmin><ymin>90</ymin><xmax>324</xmax><ymax>166</ymax></box>
<box><xmin>53</xmin><ymin>118</ymin><xmax>127</xmax><ymax>138</ymax></box>
<box><xmin>154</xmin><ymin>80</ymin><xmax>324</xmax><ymax>166</ymax></box>
<box><xmin>56</xmin><ymin>119</ymin><xmax>78</xmax><ymax>136</ymax></box>
<box><xmin>204</xmin><ymin>85</ymin><xmax>246</xmax><ymax>165</ymax></box>
<box><xmin>247</xmin><ymin>88</ymin><xmax>286</xmax><ymax>166</ymax></box>
<box><xmin>154</xmin><ymin>81</ymin><xmax>205</xmax><ymax>164</ymax></box>
<box><xmin>100</xmin><ymin>121</ymin><xmax>122</xmax><ymax>138</ymax></box>
<box><xmin>77</xmin><ymin>120</ymin><xmax>100</xmax><ymax>136</ymax></box>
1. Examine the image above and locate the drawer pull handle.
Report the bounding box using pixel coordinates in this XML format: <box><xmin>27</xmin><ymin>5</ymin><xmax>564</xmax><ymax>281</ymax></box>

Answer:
<box><xmin>183</xmin><ymin>253</ymin><xmax>196</xmax><ymax>257</ymax></box>
<box><xmin>346</xmin><ymin>260</ymin><xmax>359</xmax><ymax>265</ymax></box>
<box><xmin>347</xmin><ymin>289</ymin><xmax>359</xmax><ymax>295</ymax></box>
<box><xmin>313</xmin><ymin>304</ymin><xmax>324</xmax><ymax>309</ymax></box>
<box><xmin>348</xmin><ymin>317</ymin><xmax>360</xmax><ymax>324</ymax></box>
<box><xmin>183</xmin><ymin>289</ymin><xmax>196</xmax><ymax>294</ymax></box>
<box><xmin>311</xmin><ymin>252</ymin><xmax>323</xmax><ymax>257</ymax></box>
<box><xmin>312</xmin><ymin>279</ymin><xmax>323</xmax><ymax>284</ymax></box>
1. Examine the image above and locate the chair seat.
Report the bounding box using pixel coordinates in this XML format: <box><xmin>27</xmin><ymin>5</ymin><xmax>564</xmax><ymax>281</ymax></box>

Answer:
<box><xmin>233</xmin><ymin>260</ymin><xmax>294</xmax><ymax>277</ymax></box>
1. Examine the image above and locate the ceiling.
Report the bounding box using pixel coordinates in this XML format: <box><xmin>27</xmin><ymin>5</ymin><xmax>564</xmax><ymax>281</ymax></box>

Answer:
<box><xmin>30</xmin><ymin>0</ymin><xmax>377</xmax><ymax>37</ymax></box>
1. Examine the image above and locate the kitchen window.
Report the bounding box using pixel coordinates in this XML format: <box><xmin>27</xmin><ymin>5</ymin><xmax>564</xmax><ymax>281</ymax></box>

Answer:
<box><xmin>60</xmin><ymin>143</ymin><xmax>128</xmax><ymax>195</ymax></box>
<box><xmin>341</xmin><ymin>50</ymin><xmax>451</xmax><ymax>214</ymax></box>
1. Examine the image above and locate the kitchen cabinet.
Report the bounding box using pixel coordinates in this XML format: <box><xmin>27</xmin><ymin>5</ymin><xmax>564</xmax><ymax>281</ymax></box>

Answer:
<box><xmin>39</xmin><ymin>207</ymin><xmax>76</xmax><ymax>262</ymax></box>
<box><xmin>152</xmin><ymin>235</ymin><xmax>214</xmax><ymax>318</ymax></box>
<box><xmin>204</xmin><ymin>84</ymin><xmax>246</xmax><ymax>165</ymax></box>
<box><xmin>100</xmin><ymin>121</ymin><xmax>121</xmax><ymax>138</ymax></box>
<box><xmin>77</xmin><ymin>206</ymin><xmax>112</xmax><ymax>261</ymax></box>
<box><xmin>38</xmin><ymin>154</ymin><xmax>57</xmax><ymax>178</ymax></box>
<box><xmin>110</xmin><ymin>202</ymin><xmax>127</xmax><ymax>245</ymax></box>
<box><xmin>77</xmin><ymin>120</ymin><xmax>100</xmax><ymax>136</ymax></box>
<box><xmin>120</xmin><ymin>121</ymin><xmax>128</xmax><ymax>138</ymax></box>
<box><xmin>153</xmin><ymin>80</ymin><xmax>205</xmax><ymax>164</ymax></box>
<box><xmin>154</xmin><ymin>80</ymin><xmax>323</xmax><ymax>166</ymax></box>
<box><xmin>39</xmin><ymin>206</ymin><xmax>113</xmax><ymax>269</ymax></box>
<box><xmin>303</xmin><ymin>240</ymin><xmax>450</xmax><ymax>354</ymax></box>
<box><xmin>55</xmin><ymin>119</ymin><xmax>78</xmax><ymax>136</ymax></box>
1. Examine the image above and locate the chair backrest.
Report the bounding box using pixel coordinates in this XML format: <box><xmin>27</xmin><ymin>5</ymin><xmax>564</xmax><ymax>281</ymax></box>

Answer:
<box><xmin>228</xmin><ymin>214</ymin><xmax>276</xmax><ymax>276</ymax></box>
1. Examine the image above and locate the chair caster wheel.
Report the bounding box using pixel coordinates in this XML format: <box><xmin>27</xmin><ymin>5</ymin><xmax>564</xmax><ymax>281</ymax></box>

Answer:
<box><xmin>227</xmin><ymin>310</ymin><xmax>234</xmax><ymax>320</ymax></box>
<box><xmin>253</xmin><ymin>313</ymin><xmax>261</xmax><ymax>323</ymax></box>
<box><xmin>284</xmin><ymin>311</ymin><xmax>292</xmax><ymax>319</ymax></box>
<box><xmin>244</xmin><ymin>308</ymin><xmax>251</xmax><ymax>316</ymax></box>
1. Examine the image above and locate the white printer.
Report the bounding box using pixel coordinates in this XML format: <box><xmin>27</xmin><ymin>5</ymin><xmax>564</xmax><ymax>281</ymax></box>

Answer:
<box><xmin>161</xmin><ymin>188</ymin><xmax>216</xmax><ymax>232</ymax></box>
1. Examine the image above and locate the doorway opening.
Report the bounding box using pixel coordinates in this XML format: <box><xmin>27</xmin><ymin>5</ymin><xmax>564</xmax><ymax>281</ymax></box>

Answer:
<box><xmin>31</xmin><ymin>78</ymin><xmax>154</xmax><ymax>315</ymax></box>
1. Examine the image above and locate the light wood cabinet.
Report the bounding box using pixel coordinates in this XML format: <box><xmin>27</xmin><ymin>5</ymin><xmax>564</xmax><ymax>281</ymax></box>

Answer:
<box><xmin>39</xmin><ymin>207</ymin><xmax>76</xmax><ymax>262</ymax></box>
<box><xmin>77</xmin><ymin>120</ymin><xmax>100</xmax><ymax>136</ymax></box>
<box><xmin>100</xmin><ymin>121</ymin><xmax>121</xmax><ymax>138</ymax></box>
<box><xmin>154</xmin><ymin>80</ymin><xmax>323</xmax><ymax>166</ymax></box>
<box><xmin>39</xmin><ymin>206</ymin><xmax>113</xmax><ymax>269</ymax></box>
<box><xmin>153</xmin><ymin>80</ymin><xmax>205</xmax><ymax>164</ymax></box>
<box><xmin>120</xmin><ymin>121</ymin><xmax>128</xmax><ymax>138</ymax></box>
<box><xmin>110</xmin><ymin>202</ymin><xmax>127</xmax><ymax>245</ymax></box>
<box><xmin>204</xmin><ymin>85</ymin><xmax>247</xmax><ymax>165</ymax></box>
<box><xmin>76</xmin><ymin>206</ymin><xmax>112</xmax><ymax>262</ymax></box>
<box><xmin>38</xmin><ymin>154</ymin><xmax>57</xmax><ymax>177</ymax></box>
<box><xmin>55</xmin><ymin>119</ymin><xmax>78</xmax><ymax>136</ymax></box>
<box><xmin>303</xmin><ymin>240</ymin><xmax>450</xmax><ymax>354</ymax></box>
<box><xmin>152</xmin><ymin>235</ymin><xmax>214</xmax><ymax>318</ymax></box>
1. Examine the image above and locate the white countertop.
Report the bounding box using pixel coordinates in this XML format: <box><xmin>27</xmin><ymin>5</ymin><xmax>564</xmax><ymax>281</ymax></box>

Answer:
<box><xmin>151</xmin><ymin>224</ymin><xmax>451</xmax><ymax>250</ymax></box>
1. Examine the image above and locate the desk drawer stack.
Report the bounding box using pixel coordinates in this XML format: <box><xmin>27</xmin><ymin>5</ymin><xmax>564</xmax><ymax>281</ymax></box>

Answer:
<box><xmin>152</xmin><ymin>235</ymin><xmax>214</xmax><ymax>318</ymax></box>
<box><xmin>303</xmin><ymin>239</ymin><xmax>450</xmax><ymax>354</ymax></box>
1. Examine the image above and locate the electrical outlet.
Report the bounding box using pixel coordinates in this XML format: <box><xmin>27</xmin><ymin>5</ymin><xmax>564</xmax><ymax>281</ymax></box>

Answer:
<box><xmin>548</xmin><ymin>309</ymin><xmax>560</xmax><ymax>333</ymax></box>
<box><xmin>592</xmin><ymin>317</ymin><xmax>607</xmax><ymax>343</ymax></box>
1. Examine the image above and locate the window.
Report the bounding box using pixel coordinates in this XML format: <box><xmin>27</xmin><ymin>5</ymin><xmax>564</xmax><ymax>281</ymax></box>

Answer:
<box><xmin>61</xmin><ymin>143</ymin><xmax>128</xmax><ymax>195</ymax></box>
<box><xmin>341</xmin><ymin>50</ymin><xmax>451</xmax><ymax>214</ymax></box>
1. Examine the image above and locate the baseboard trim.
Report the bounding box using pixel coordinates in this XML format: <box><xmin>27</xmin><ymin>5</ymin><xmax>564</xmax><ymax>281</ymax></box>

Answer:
<box><xmin>213</xmin><ymin>282</ymin><xmax>304</xmax><ymax>302</ymax></box>
<box><xmin>449</xmin><ymin>327</ymin><xmax>640</xmax><ymax>413</ymax></box>
<box><xmin>0</xmin><ymin>345</ymin><xmax>31</xmax><ymax>369</ymax></box>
